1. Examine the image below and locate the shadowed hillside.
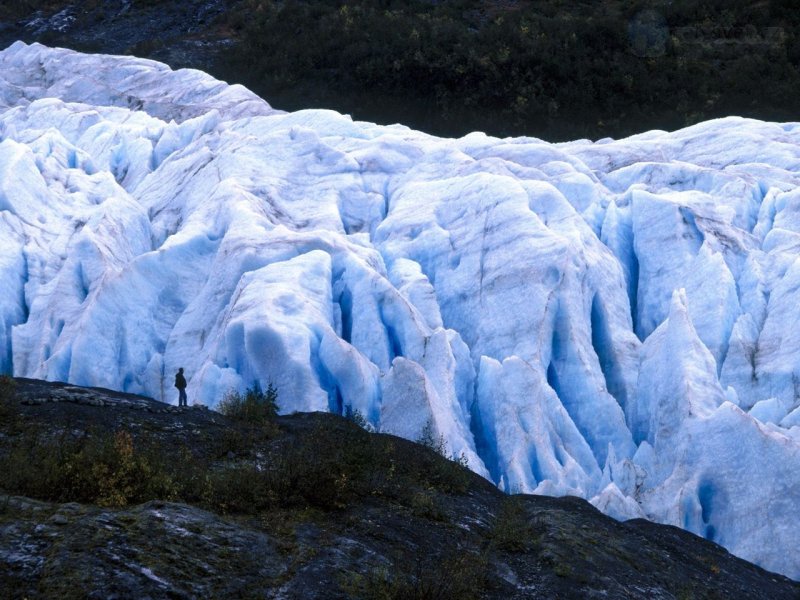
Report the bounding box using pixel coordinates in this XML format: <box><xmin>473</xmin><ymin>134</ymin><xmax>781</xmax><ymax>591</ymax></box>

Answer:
<box><xmin>1</xmin><ymin>378</ymin><xmax>798</xmax><ymax>598</ymax></box>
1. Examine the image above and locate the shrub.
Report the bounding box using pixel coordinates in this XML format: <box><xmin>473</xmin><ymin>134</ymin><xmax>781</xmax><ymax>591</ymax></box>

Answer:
<box><xmin>0</xmin><ymin>385</ymin><xmax>472</xmax><ymax>516</ymax></box>
<box><xmin>424</xmin><ymin>454</ymin><xmax>471</xmax><ymax>495</ymax></box>
<box><xmin>410</xmin><ymin>490</ymin><xmax>445</xmax><ymax>521</ymax></box>
<box><xmin>204</xmin><ymin>421</ymin><xmax>382</xmax><ymax>513</ymax></box>
<box><xmin>203</xmin><ymin>464</ymin><xmax>271</xmax><ymax>514</ymax></box>
<box><xmin>273</xmin><ymin>423</ymin><xmax>375</xmax><ymax>510</ymax></box>
<box><xmin>218</xmin><ymin>381</ymin><xmax>278</xmax><ymax>424</ymax></box>
<box><xmin>0</xmin><ymin>428</ymin><xmax>177</xmax><ymax>507</ymax></box>
<box><xmin>0</xmin><ymin>415</ymin><xmax>382</xmax><ymax>514</ymax></box>
<box><xmin>341</xmin><ymin>551</ymin><xmax>487</xmax><ymax>600</ymax></box>
<box><xmin>86</xmin><ymin>431</ymin><xmax>178</xmax><ymax>507</ymax></box>
<box><xmin>490</xmin><ymin>496</ymin><xmax>543</xmax><ymax>553</ymax></box>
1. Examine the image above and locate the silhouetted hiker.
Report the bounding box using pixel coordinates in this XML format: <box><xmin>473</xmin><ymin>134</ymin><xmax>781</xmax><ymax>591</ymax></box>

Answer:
<box><xmin>175</xmin><ymin>367</ymin><xmax>188</xmax><ymax>407</ymax></box>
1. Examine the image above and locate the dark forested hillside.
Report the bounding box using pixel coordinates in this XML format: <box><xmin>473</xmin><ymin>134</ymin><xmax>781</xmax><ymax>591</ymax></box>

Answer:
<box><xmin>1</xmin><ymin>0</ymin><xmax>799</xmax><ymax>140</ymax></box>
<box><xmin>215</xmin><ymin>0</ymin><xmax>800</xmax><ymax>140</ymax></box>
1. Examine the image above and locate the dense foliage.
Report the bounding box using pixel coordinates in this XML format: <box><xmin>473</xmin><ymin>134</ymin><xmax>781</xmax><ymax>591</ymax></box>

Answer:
<box><xmin>215</xmin><ymin>0</ymin><xmax>800</xmax><ymax>140</ymax></box>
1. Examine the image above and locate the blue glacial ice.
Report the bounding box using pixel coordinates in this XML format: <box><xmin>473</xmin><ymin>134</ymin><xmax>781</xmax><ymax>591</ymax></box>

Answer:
<box><xmin>0</xmin><ymin>42</ymin><xmax>799</xmax><ymax>578</ymax></box>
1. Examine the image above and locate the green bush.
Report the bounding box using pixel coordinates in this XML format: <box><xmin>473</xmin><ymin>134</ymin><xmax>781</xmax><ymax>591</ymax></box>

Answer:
<box><xmin>410</xmin><ymin>490</ymin><xmax>445</xmax><ymax>521</ymax></box>
<box><xmin>0</xmin><ymin>386</ymin><xmax>477</xmax><ymax>515</ymax></box>
<box><xmin>197</xmin><ymin>420</ymin><xmax>383</xmax><ymax>514</ymax></box>
<box><xmin>203</xmin><ymin>464</ymin><xmax>271</xmax><ymax>514</ymax></box>
<box><xmin>218</xmin><ymin>381</ymin><xmax>278</xmax><ymax>424</ymax></box>
<box><xmin>274</xmin><ymin>422</ymin><xmax>376</xmax><ymax>510</ymax></box>
<box><xmin>83</xmin><ymin>430</ymin><xmax>178</xmax><ymax>507</ymax></box>
<box><xmin>0</xmin><ymin>419</ymin><xmax>384</xmax><ymax>514</ymax></box>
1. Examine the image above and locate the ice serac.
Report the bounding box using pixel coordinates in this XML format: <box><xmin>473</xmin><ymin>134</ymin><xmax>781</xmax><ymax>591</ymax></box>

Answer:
<box><xmin>0</xmin><ymin>42</ymin><xmax>799</xmax><ymax>578</ymax></box>
<box><xmin>632</xmin><ymin>289</ymin><xmax>725</xmax><ymax>452</ymax></box>
<box><xmin>474</xmin><ymin>355</ymin><xmax>601</xmax><ymax>495</ymax></box>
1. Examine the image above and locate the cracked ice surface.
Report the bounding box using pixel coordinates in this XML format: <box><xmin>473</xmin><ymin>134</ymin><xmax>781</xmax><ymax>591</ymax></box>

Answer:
<box><xmin>0</xmin><ymin>42</ymin><xmax>799</xmax><ymax>578</ymax></box>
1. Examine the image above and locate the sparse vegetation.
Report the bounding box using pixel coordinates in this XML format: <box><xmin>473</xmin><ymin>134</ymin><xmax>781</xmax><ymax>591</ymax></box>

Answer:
<box><xmin>341</xmin><ymin>551</ymin><xmax>488</xmax><ymax>600</ymax></box>
<box><xmin>0</xmin><ymin>428</ymin><xmax>178</xmax><ymax>507</ymax></box>
<box><xmin>344</xmin><ymin>405</ymin><xmax>369</xmax><ymax>429</ymax></box>
<box><xmin>0</xmin><ymin>380</ymin><xmax>798</xmax><ymax>599</ymax></box>
<box><xmin>409</xmin><ymin>490</ymin><xmax>445</xmax><ymax>521</ymax></box>
<box><xmin>0</xmin><ymin>395</ymin><xmax>473</xmax><ymax>515</ymax></box>
<box><xmin>417</xmin><ymin>419</ymin><xmax>448</xmax><ymax>457</ymax></box>
<box><xmin>416</xmin><ymin>419</ymin><xmax>472</xmax><ymax>493</ymax></box>
<box><xmin>490</xmin><ymin>496</ymin><xmax>543</xmax><ymax>553</ymax></box>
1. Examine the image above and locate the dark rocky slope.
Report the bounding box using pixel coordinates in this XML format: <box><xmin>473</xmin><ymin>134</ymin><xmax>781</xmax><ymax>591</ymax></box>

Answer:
<box><xmin>0</xmin><ymin>378</ymin><xmax>798</xmax><ymax>599</ymax></box>
<box><xmin>0</xmin><ymin>0</ymin><xmax>237</xmax><ymax>71</ymax></box>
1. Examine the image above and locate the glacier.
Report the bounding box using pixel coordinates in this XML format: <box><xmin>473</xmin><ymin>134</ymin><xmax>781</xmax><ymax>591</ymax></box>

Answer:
<box><xmin>0</xmin><ymin>42</ymin><xmax>799</xmax><ymax>578</ymax></box>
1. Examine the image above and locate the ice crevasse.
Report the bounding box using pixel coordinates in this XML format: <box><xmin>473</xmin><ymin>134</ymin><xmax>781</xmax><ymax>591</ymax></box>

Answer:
<box><xmin>0</xmin><ymin>42</ymin><xmax>799</xmax><ymax>578</ymax></box>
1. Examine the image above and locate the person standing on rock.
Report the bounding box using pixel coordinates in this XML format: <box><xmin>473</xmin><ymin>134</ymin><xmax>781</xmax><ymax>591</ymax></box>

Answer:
<box><xmin>175</xmin><ymin>367</ymin><xmax>188</xmax><ymax>407</ymax></box>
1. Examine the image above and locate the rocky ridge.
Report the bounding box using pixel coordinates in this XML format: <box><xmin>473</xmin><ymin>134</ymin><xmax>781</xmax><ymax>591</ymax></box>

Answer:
<box><xmin>1</xmin><ymin>379</ymin><xmax>798</xmax><ymax>599</ymax></box>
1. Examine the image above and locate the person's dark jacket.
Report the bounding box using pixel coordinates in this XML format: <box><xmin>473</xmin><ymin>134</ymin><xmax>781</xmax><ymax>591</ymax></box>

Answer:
<box><xmin>175</xmin><ymin>372</ymin><xmax>187</xmax><ymax>390</ymax></box>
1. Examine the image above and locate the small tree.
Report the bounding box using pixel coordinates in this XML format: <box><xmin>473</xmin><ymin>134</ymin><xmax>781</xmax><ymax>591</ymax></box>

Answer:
<box><xmin>218</xmin><ymin>381</ymin><xmax>279</xmax><ymax>424</ymax></box>
<box><xmin>344</xmin><ymin>405</ymin><xmax>369</xmax><ymax>430</ymax></box>
<box><xmin>417</xmin><ymin>419</ymin><xmax>448</xmax><ymax>458</ymax></box>
<box><xmin>417</xmin><ymin>418</ymin><xmax>472</xmax><ymax>492</ymax></box>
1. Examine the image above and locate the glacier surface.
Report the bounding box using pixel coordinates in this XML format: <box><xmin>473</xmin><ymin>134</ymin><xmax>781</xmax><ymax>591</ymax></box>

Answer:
<box><xmin>1</xmin><ymin>42</ymin><xmax>799</xmax><ymax>578</ymax></box>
